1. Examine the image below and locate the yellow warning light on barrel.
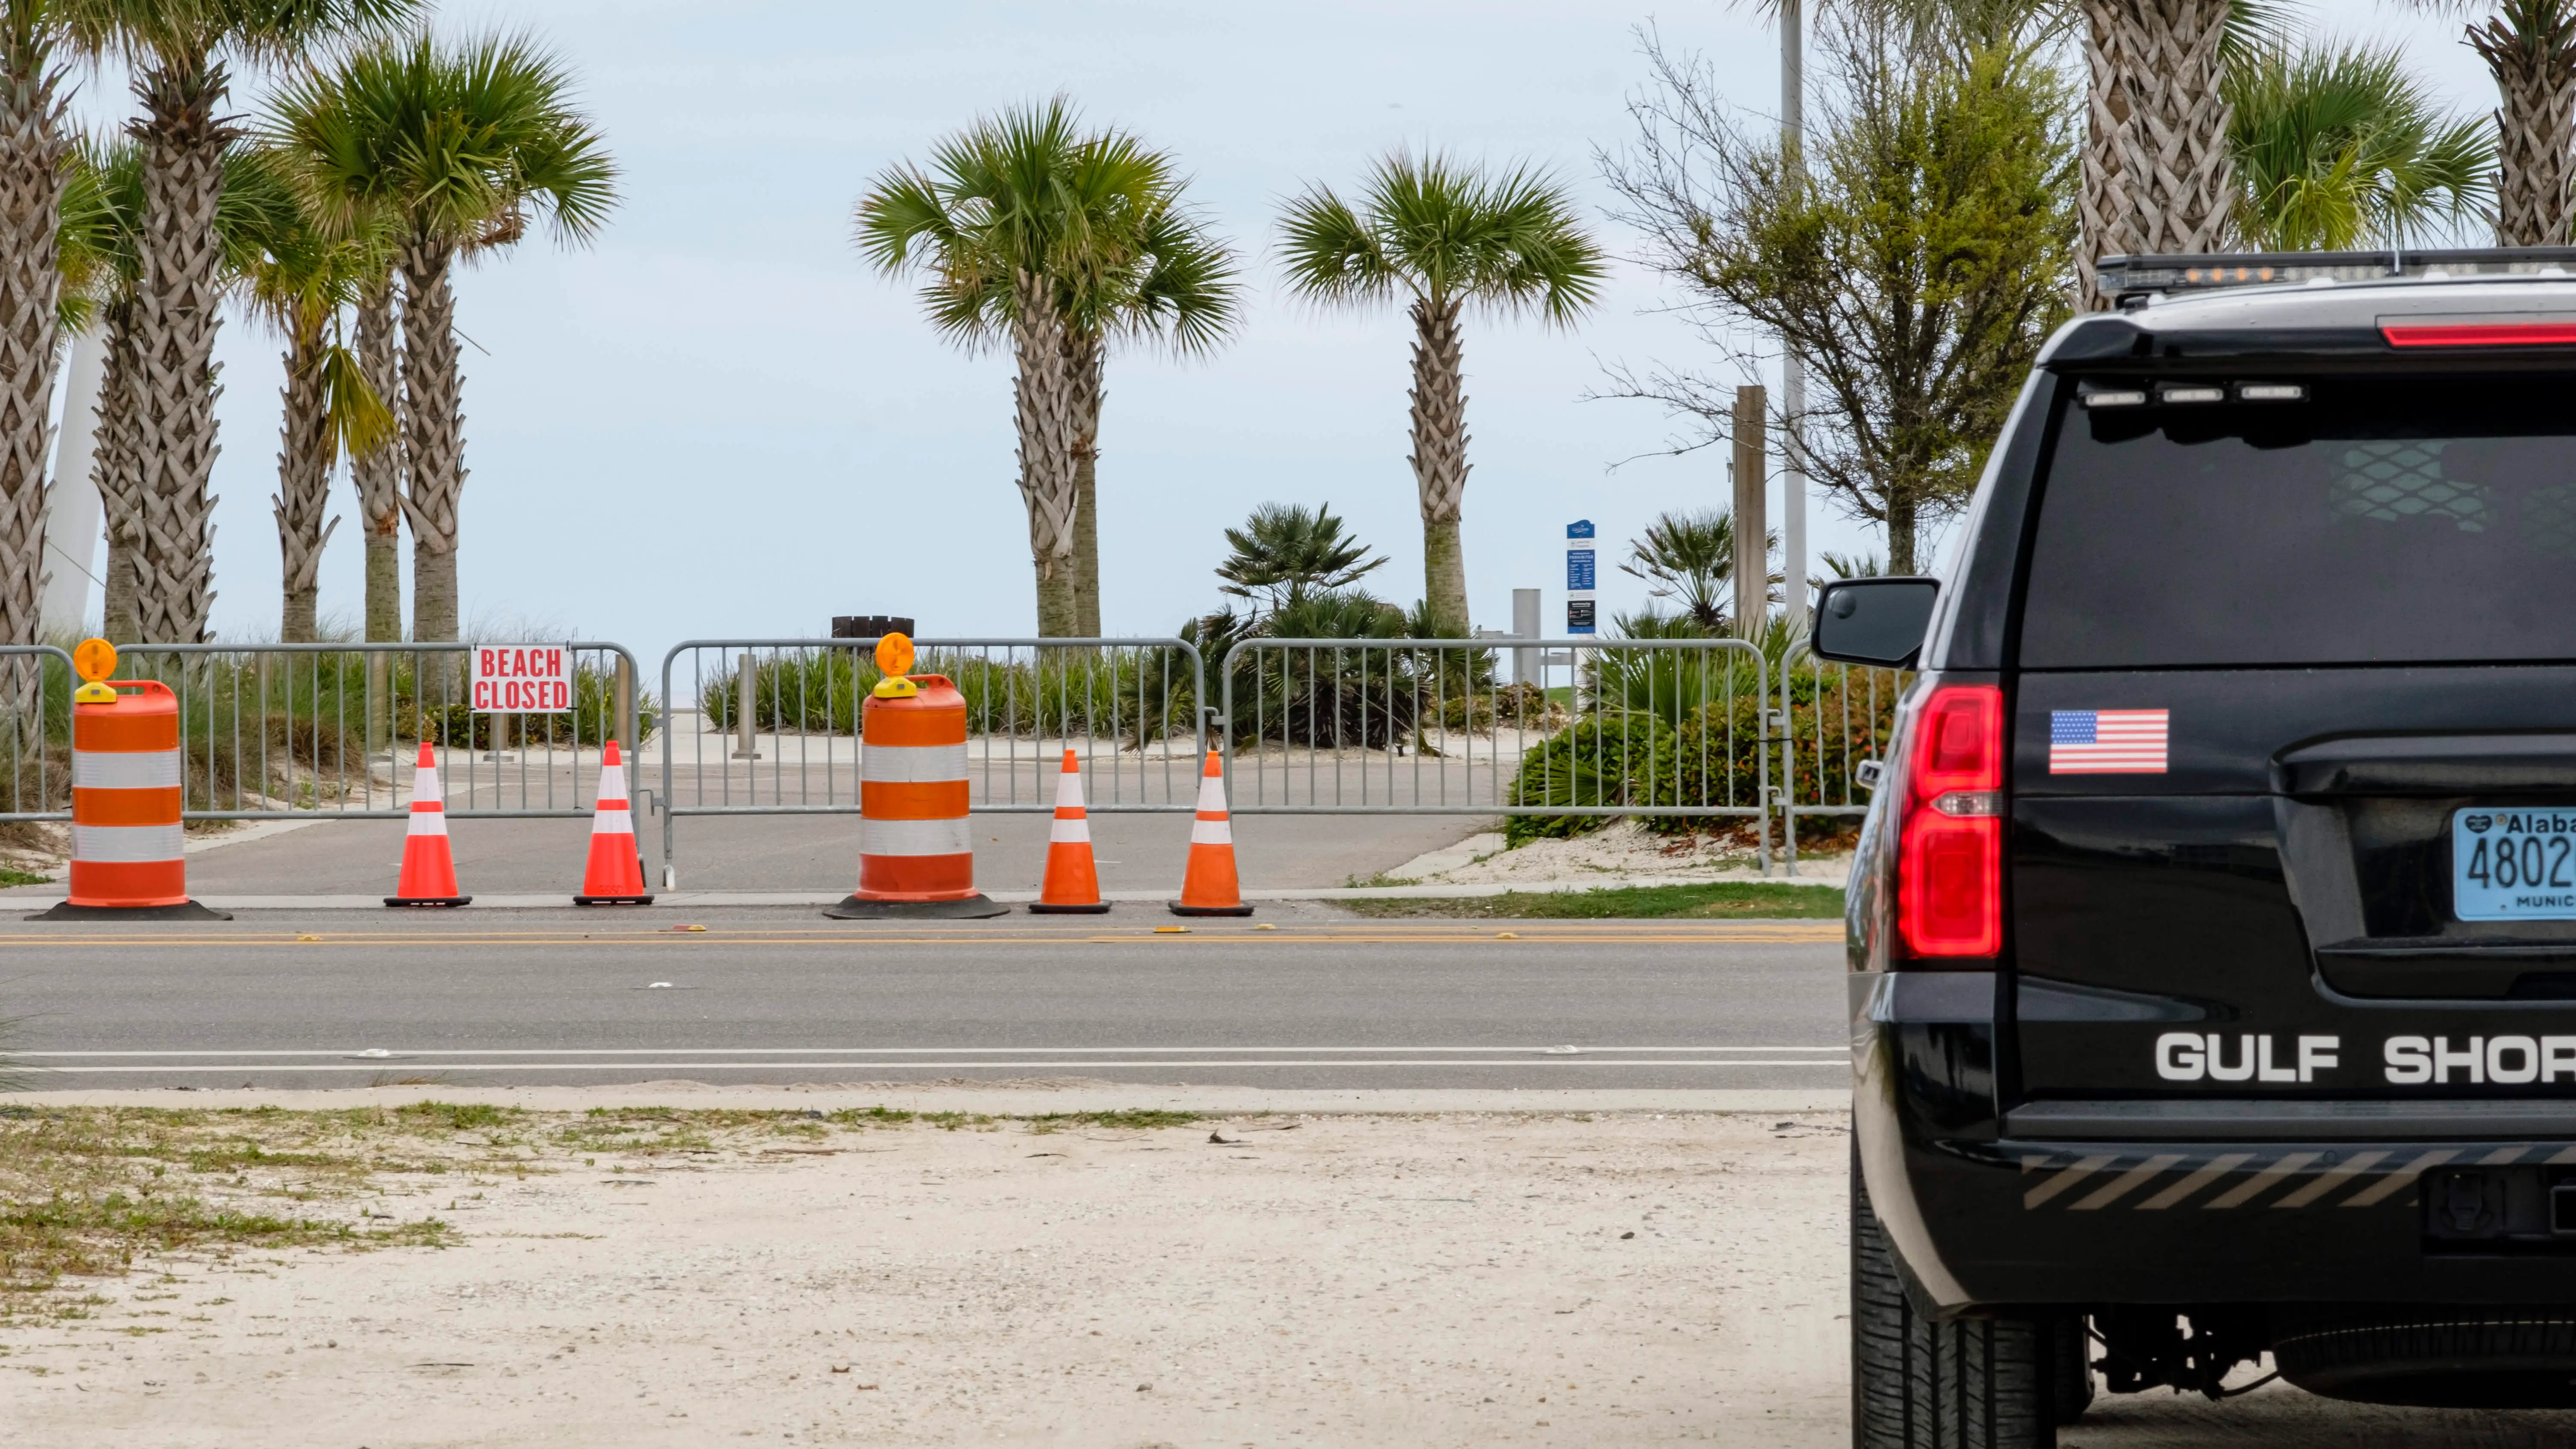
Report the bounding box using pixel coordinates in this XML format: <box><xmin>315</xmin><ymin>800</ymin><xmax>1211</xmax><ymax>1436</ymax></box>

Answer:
<box><xmin>71</xmin><ymin>638</ymin><xmax>117</xmax><ymax>704</ymax></box>
<box><xmin>871</xmin><ymin>632</ymin><xmax>918</xmax><ymax>700</ymax></box>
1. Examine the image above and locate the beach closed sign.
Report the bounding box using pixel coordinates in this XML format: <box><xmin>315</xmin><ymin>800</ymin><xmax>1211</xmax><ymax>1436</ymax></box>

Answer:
<box><xmin>471</xmin><ymin>645</ymin><xmax>574</xmax><ymax>712</ymax></box>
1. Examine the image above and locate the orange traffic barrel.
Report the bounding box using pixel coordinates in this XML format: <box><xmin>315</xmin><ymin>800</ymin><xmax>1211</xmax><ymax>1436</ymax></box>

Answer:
<box><xmin>36</xmin><ymin>671</ymin><xmax>229</xmax><ymax>921</ymax></box>
<box><xmin>824</xmin><ymin>649</ymin><xmax>1005</xmax><ymax>920</ymax></box>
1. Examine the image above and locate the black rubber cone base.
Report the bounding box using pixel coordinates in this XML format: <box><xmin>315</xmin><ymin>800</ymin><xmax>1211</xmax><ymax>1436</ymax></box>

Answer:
<box><xmin>30</xmin><ymin>899</ymin><xmax>232</xmax><ymax>922</ymax></box>
<box><xmin>1169</xmin><ymin>901</ymin><xmax>1255</xmax><ymax>917</ymax></box>
<box><xmin>574</xmin><ymin>894</ymin><xmax>656</xmax><ymax>906</ymax></box>
<box><xmin>823</xmin><ymin>893</ymin><xmax>1010</xmax><ymax>921</ymax></box>
<box><xmin>384</xmin><ymin>896</ymin><xmax>471</xmax><ymax>908</ymax></box>
<box><xmin>1029</xmin><ymin>900</ymin><xmax>1112</xmax><ymax>915</ymax></box>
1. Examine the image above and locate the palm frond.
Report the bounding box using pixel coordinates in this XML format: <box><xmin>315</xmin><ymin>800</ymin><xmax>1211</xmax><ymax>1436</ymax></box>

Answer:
<box><xmin>264</xmin><ymin>27</ymin><xmax>619</xmax><ymax>258</ymax></box>
<box><xmin>2226</xmin><ymin>37</ymin><xmax>2494</xmax><ymax>249</ymax></box>
<box><xmin>1277</xmin><ymin>150</ymin><xmax>1605</xmax><ymax>324</ymax></box>
<box><xmin>855</xmin><ymin>97</ymin><xmax>1242</xmax><ymax>358</ymax></box>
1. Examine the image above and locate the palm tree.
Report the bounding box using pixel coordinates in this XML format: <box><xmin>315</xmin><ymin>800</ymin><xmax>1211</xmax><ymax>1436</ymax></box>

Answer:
<box><xmin>1619</xmin><ymin>508</ymin><xmax>1781</xmax><ymax>632</ymax></box>
<box><xmin>2227</xmin><ymin>40</ymin><xmax>2494</xmax><ymax>250</ymax></box>
<box><xmin>58</xmin><ymin>0</ymin><xmax>416</xmax><ymax>644</ymax></box>
<box><xmin>1277</xmin><ymin>152</ymin><xmax>1604</xmax><ymax>636</ymax></box>
<box><xmin>857</xmin><ymin>98</ymin><xmax>1237</xmax><ymax>637</ymax></box>
<box><xmin>2396</xmin><ymin>2</ymin><xmax>2576</xmax><ymax>245</ymax></box>
<box><xmin>1065</xmin><ymin>187</ymin><xmax>1238</xmax><ymax>636</ymax></box>
<box><xmin>348</xmin><ymin>261</ymin><xmax>397</xmax><ymax>641</ymax></box>
<box><xmin>0</xmin><ymin>0</ymin><xmax>73</xmax><ymax>659</ymax></box>
<box><xmin>271</xmin><ymin>30</ymin><xmax>618</xmax><ymax>647</ymax></box>
<box><xmin>1214</xmin><ymin>501</ymin><xmax>1387</xmax><ymax>618</ymax></box>
<box><xmin>66</xmin><ymin>133</ymin><xmax>144</xmax><ymax>643</ymax></box>
<box><xmin>228</xmin><ymin>143</ymin><xmax>392</xmax><ymax>641</ymax></box>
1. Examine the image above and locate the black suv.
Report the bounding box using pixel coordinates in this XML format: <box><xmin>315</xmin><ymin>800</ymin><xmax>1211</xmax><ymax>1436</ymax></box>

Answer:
<box><xmin>1814</xmin><ymin>249</ymin><xmax>2576</xmax><ymax>1444</ymax></box>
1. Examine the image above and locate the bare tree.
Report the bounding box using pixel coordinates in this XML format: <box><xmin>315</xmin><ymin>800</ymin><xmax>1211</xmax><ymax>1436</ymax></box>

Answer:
<box><xmin>1600</xmin><ymin>17</ymin><xmax>2076</xmax><ymax>572</ymax></box>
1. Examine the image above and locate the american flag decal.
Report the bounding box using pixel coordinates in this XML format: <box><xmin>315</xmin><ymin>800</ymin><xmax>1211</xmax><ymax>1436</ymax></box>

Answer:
<box><xmin>2050</xmin><ymin>710</ymin><xmax>2169</xmax><ymax>774</ymax></box>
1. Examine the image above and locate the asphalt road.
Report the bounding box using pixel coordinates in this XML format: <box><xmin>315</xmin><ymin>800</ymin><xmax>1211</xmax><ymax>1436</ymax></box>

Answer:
<box><xmin>0</xmin><ymin>906</ymin><xmax>1847</xmax><ymax>1090</ymax></box>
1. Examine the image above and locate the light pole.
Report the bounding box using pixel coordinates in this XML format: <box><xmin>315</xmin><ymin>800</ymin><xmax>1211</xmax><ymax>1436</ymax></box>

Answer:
<box><xmin>1779</xmin><ymin>0</ymin><xmax>1810</xmax><ymax>632</ymax></box>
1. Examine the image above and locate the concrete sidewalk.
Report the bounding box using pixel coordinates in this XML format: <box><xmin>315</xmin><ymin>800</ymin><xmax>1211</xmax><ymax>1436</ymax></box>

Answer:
<box><xmin>0</xmin><ymin>809</ymin><xmax>1489</xmax><ymax>902</ymax></box>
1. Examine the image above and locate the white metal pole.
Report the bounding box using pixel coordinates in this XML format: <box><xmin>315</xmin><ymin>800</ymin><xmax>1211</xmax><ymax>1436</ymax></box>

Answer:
<box><xmin>38</xmin><ymin>323</ymin><xmax>108</xmax><ymax>635</ymax></box>
<box><xmin>1779</xmin><ymin>0</ymin><xmax>1811</xmax><ymax>630</ymax></box>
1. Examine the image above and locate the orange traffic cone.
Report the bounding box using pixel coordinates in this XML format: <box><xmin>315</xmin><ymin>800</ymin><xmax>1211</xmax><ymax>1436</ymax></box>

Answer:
<box><xmin>1031</xmin><ymin>748</ymin><xmax>1109</xmax><ymax>914</ymax></box>
<box><xmin>575</xmin><ymin>740</ymin><xmax>655</xmax><ymax>906</ymax></box>
<box><xmin>386</xmin><ymin>742</ymin><xmax>470</xmax><ymax>907</ymax></box>
<box><xmin>1170</xmin><ymin>750</ymin><xmax>1252</xmax><ymax>917</ymax></box>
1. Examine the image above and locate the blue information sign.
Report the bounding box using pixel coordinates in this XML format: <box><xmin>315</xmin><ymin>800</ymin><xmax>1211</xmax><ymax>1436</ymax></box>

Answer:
<box><xmin>1565</xmin><ymin>519</ymin><xmax>1597</xmax><ymax>636</ymax></box>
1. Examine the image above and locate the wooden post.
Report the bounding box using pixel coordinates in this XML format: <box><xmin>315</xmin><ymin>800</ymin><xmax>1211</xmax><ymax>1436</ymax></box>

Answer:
<box><xmin>1732</xmin><ymin>385</ymin><xmax>1768</xmax><ymax>638</ymax></box>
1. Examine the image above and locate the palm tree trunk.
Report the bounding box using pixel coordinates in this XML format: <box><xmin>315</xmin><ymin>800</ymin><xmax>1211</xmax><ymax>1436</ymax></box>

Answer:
<box><xmin>397</xmin><ymin>239</ymin><xmax>463</xmax><ymax>647</ymax></box>
<box><xmin>0</xmin><ymin>18</ymin><xmax>66</xmax><ymax>664</ymax></box>
<box><xmin>128</xmin><ymin>56</ymin><xmax>231</xmax><ymax>643</ymax></box>
<box><xmin>2078</xmin><ymin>0</ymin><xmax>2236</xmax><ymax>309</ymax></box>
<box><xmin>1407</xmin><ymin>296</ymin><xmax>1471</xmax><ymax>633</ymax></box>
<box><xmin>95</xmin><ymin>302</ymin><xmax>140</xmax><ymax>644</ymax></box>
<box><xmin>273</xmin><ymin>330</ymin><xmax>335</xmax><ymax>644</ymax></box>
<box><xmin>1068</xmin><ymin>333</ymin><xmax>1103</xmax><ymax>638</ymax></box>
<box><xmin>1011</xmin><ymin>274</ymin><xmax>1080</xmax><ymax>638</ymax></box>
<box><xmin>353</xmin><ymin>276</ymin><xmax>404</xmax><ymax>643</ymax></box>
<box><xmin>2475</xmin><ymin>1</ymin><xmax>2576</xmax><ymax>246</ymax></box>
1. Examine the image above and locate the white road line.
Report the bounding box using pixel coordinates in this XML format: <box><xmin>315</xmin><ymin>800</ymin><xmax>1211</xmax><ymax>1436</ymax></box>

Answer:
<box><xmin>19</xmin><ymin>1060</ymin><xmax>1853</xmax><ymax>1074</ymax></box>
<box><xmin>15</xmin><ymin>1045</ymin><xmax>1848</xmax><ymax>1058</ymax></box>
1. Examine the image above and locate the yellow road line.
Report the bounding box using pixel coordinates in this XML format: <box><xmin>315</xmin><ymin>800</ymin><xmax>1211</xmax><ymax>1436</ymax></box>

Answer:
<box><xmin>1</xmin><ymin>928</ymin><xmax>1840</xmax><ymax>948</ymax></box>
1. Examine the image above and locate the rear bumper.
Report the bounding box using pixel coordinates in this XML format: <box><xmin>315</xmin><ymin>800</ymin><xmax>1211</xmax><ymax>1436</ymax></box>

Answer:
<box><xmin>1887</xmin><ymin>1130</ymin><xmax>2576</xmax><ymax>1306</ymax></box>
<box><xmin>1854</xmin><ymin>969</ymin><xmax>2576</xmax><ymax>1309</ymax></box>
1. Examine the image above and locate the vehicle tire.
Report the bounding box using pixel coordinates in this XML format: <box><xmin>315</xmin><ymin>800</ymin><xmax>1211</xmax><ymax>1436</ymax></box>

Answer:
<box><xmin>2047</xmin><ymin>1315</ymin><xmax>2093</xmax><ymax>1425</ymax></box>
<box><xmin>2273</xmin><ymin>1305</ymin><xmax>2576</xmax><ymax>1407</ymax></box>
<box><xmin>1853</xmin><ymin>1149</ymin><xmax>2054</xmax><ymax>1447</ymax></box>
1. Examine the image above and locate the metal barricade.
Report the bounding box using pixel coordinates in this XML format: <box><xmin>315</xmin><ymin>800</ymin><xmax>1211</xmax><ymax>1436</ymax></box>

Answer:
<box><xmin>104</xmin><ymin>641</ymin><xmax>647</xmax><ymax>821</ymax></box>
<box><xmin>1774</xmin><ymin>641</ymin><xmax>1908</xmax><ymax>872</ymax></box>
<box><xmin>0</xmin><ymin>644</ymin><xmax>76</xmax><ymax>823</ymax></box>
<box><xmin>657</xmin><ymin>638</ymin><xmax>1206</xmax><ymax>887</ymax></box>
<box><xmin>1218</xmin><ymin>635</ymin><xmax>1775</xmax><ymax>872</ymax></box>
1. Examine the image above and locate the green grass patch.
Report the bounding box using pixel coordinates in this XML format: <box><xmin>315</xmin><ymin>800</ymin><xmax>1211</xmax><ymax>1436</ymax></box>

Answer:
<box><xmin>1025</xmin><ymin>1110</ymin><xmax>1201</xmax><ymax>1134</ymax></box>
<box><xmin>0</xmin><ymin>868</ymin><xmax>50</xmax><ymax>887</ymax></box>
<box><xmin>1340</xmin><ymin>881</ymin><xmax>1845</xmax><ymax>920</ymax></box>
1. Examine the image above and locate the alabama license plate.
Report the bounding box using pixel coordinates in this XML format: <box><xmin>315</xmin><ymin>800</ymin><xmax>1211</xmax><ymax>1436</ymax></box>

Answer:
<box><xmin>2454</xmin><ymin>808</ymin><xmax>2576</xmax><ymax>920</ymax></box>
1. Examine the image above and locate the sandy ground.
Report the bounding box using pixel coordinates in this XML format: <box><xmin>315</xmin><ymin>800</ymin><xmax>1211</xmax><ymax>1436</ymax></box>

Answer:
<box><xmin>1386</xmin><ymin>820</ymin><xmax>1849</xmax><ymax>887</ymax></box>
<box><xmin>0</xmin><ymin>1096</ymin><xmax>1849</xmax><ymax>1447</ymax></box>
<box><xmin>12</xmin><ymin>1085</ymin><xmax>2576</xmax><ymax>1446</ymax></box>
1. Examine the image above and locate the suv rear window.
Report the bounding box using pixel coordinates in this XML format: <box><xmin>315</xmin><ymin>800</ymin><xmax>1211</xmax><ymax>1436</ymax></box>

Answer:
<box><xmin>2018</xmin><ymin>376</ymin><xmax>2576</xmax><ymax>668</ymax></box>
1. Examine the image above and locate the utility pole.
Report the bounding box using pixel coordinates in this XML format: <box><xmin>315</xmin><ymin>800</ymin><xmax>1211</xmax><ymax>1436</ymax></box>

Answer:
<box><xmin>1732</xmin><ymin>386</ymin><xmax>1768</xmax><ymax>638</ymax></box>
<box><xmin>1779</xmin><ymin>0</ymin><xmax>1810</xmax><ymax>632</ymax></box>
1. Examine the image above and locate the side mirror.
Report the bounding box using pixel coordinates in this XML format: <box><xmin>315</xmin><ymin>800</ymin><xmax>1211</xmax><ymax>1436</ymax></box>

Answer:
<box><xmin>1811</xmin><ymin>577</ymin><xmax>1939</xmax><ymax>669</ymax></box>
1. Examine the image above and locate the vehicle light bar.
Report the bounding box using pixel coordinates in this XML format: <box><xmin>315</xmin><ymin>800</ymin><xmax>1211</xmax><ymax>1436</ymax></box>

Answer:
<box><xmin>2079</xmin><ymin>381</ymin><xmax>2309</xmax><ymax>409</ymax></box>
<box><xmin>2078</xmin><ymin>386</ymin><xmax>2147</xmax><ymax>409</ymax></box>
<box><xmin>2381</xmin><ymin>319</ymin><xmax>2576</xmax><ymax>348</ymax></box>
<box><xmin>2101</xmin><ymin>248</ymin><xmax>2576</xmax><ymax>303</ymax></box>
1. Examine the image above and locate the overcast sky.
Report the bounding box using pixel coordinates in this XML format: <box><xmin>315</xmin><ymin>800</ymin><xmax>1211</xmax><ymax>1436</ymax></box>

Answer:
<box><xmin>49</xmin><ymin>0</ymin><xmax>2498</xmax><ymax>662</ymax></box>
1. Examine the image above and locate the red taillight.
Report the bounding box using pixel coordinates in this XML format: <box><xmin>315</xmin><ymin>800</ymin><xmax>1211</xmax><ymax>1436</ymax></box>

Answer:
<box><xmin>1897</xmin><ymin>685</ymin><xmax>2004</xmax><ymax>958</ymax></box>
<box><xmin>2382</xmin><ymin>321</ymin><xmax>2576</xmax><ymax>349</ymax></box>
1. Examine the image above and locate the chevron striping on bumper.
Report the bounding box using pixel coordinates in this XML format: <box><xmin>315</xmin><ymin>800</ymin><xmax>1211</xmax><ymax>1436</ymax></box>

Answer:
<box><xmin>2136</xmin><ymin>1153</ymin><xmax>2255</xmax><ymax>1211</ymax></box>
<box><xmin>2339</xmin><ymin>1149</ymin><xmax>2457</xmax><ymax>1209</ymax></box>
<box><xmin>2272</xmin><ymin>1151</ymin><xmax>2391</xmax><ymax>1209</ymax></box>
<box><xmin>2203</xmin><ymin>1152</ymin><xmax>2323</xmax><ymax>1209</ymax></box>
<box><xmin>2024</xmin><ymin>1155</ymin><xmax>2117</xmax><ymax>1209</ymax></box>
<box><xmin>2071</xmin><ymin>1155</ymin><xmax>2187</xmax><ymax>1211</ymax></box>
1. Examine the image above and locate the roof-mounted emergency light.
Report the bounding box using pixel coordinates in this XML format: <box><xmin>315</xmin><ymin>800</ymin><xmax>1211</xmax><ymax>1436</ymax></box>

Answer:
<box><xmin>2101</xmin><ymin>248</ymin><xmax>2576</xmax><ymax>305</ymax></box>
